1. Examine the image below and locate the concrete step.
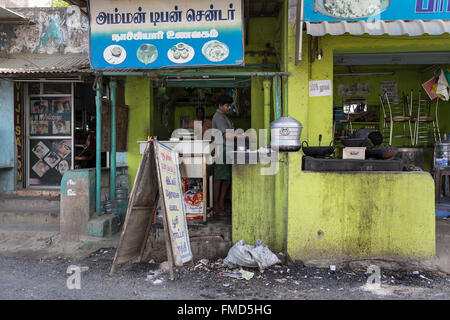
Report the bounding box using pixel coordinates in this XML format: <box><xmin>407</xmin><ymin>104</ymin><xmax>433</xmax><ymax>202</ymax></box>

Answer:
<box><xmin>0</xmin><ymin>223</ymin><xmax>59</xmax><ymax>234</ymax></box>
<box><xmin>11</xmin><ymin>189</ymin><xmax>60</xmax><ymax>197</ymax></box>
<box><xmin>87</xmin><ymin>214</ymin><xmax>121</xmax><ymax>237</ymax></box>
<box><xmin>0</xmin><ymin>195</ymin><xmax>60</xmax><ymax>212</ymax></box>
<box><xmin>0</xmin><ymin>208</ymin><xmax>59</xmax><ymax>225</ymax></box>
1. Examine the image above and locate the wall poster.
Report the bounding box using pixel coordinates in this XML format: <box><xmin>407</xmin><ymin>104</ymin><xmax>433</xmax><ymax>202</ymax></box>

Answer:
<box><xmin>380</xmin><ymin>81</ymin><xmax>399</xmax><ymax>104</ymax></box>
<box><xmin>29</xmin><ymin>139</ymin><xmax>72</xmax><ymax>186</ymax></box>
<box><xmin>30</xmin><ymin>97</ymin><xmax>72</xmax><ymax>136</ymax></box>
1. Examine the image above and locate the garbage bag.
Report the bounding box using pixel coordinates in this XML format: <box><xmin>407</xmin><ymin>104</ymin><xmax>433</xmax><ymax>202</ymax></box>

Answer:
<box><xmin>223</xmin><ymin>239</ymin><xmax>281</xmax><ymax>270</ymax></box>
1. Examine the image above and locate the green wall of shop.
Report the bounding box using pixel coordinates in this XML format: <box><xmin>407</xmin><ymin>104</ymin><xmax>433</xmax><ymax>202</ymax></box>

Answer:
<box><xmin>232</xmin><ymin>1</ymin><xmax>443</xmax><ymax>260</ymax></box>
<box><xmin>280</xmin><ymin>12</ymin><xmax>447</xmax><ymax>260</ymax></box>
<box><xmin>232</xmin><ymin>154</ymin><xmax>288</xmax><ymax>253</ymax></box>
<box><xmin>286</xmin><ymin>152</ymin><xmax>435</xmax><ymax>260</ymax></box>
<box><xmin>125</xmin><ymin>76</ymin><xmax>152</xmax><ymax>186</ymax></box>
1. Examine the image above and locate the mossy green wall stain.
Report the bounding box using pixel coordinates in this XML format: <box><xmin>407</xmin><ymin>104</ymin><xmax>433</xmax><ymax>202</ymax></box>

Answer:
<box><xmin>232</xmin><ymin>154</ymin><xmax>288</xmax><ymax>253</ymax></box>
<box><xmin>286</xmin><ymin>154</ymin><xmax>435</xmax><ymax>260</ymax></box>
<box><xmin>125</xmin><ymin>76</ymin><xmax>151</xmax><ymax>186</ymax></box>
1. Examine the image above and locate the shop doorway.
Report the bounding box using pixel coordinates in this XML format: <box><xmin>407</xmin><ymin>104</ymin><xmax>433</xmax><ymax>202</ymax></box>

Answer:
<box><xmin>26</xmin><ymin>82</ymin><xmax>74</xmax><ymax>188</ymax></box>
<box><xmin>152</xmin><ymin>80</ymin><xmax>252</xmax><ymax>221</ymax></box>
<box><xmin>24</xmin><ymin>80</ymin><xmax>101</xmax><ymax>189</ymax></box>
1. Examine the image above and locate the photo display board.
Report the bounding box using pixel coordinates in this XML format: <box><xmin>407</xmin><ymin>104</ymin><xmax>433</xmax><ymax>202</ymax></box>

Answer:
<box><xmin>29</xmin><ymin>97</ymin><xmax>72</xmax><ymax>136</ymax></box>
<box><xmin>29</xmin><ymin>139</ymin><xmax>72</xmax><ymax>186</ymax></box>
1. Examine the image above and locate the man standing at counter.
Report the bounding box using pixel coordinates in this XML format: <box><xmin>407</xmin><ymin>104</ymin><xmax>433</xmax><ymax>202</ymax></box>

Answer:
<box><xmin>212</xmin><ymin>95</ymin><xmax>235</xmax><ymax>216</ymax></box>
<box><xmin>189</xmin><ymin>107</ymin><xmax>212</xmax><ymax>136</ymax></box>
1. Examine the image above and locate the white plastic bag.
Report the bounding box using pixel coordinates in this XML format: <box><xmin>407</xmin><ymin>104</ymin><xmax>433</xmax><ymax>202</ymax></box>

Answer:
<box><xmin>436</xmin><ymin>69</ymin><xmax>449</xmax><ymax>101</ymax></box>
<box><xmin>223</xmin><ymin>239</ymin><xmax>281</xmax><ymax>270</ymax></box>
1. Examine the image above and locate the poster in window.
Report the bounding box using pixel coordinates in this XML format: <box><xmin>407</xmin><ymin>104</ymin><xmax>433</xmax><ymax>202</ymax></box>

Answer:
<box><xmin>44</xmin><ymin>151</ymin><xmax>61</xmax><ymax>168</ymax></box>
<box><xmin>32</xmin><ymin>160</ymin><xmax>50</xmax><ymax>178</ymax></box>
<box><xmin>29</xmin><ymin>139</ymin><xmax>72</xmax><ymax>186</ymax></box>
<box><xmin>32</xmin><ymin>141</ymin><xmax>50</xmax><ymax>159</ymax></box>
<box><xmin>30</xmin><ymin>97</ymin><xmax>71</xmax><ymax>136</ymax></box>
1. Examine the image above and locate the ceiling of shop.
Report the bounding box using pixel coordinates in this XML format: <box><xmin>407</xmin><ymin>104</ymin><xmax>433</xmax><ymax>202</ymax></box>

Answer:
<box><xmin>65</xmin><ymin>0</ymin><xmax>283</xmax><ymax>18</ymax></box>
<box><xmin>334</xmin><ymin>52</ymin><xmax>450</xmax><ymax>66</ymax></box>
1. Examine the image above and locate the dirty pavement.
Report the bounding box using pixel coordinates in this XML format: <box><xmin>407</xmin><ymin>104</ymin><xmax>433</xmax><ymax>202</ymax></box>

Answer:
<box><xmin>0</xmin><ymin>248</ymin><xmax>449</xmax><ymax>300</ymax></box>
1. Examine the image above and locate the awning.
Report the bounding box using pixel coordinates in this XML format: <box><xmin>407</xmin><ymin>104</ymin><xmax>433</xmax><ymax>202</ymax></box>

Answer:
<box><xmin>0</xmin><ymin>54</ymin><xmax>92</xmax><ymax>75</ymax></box>
<box><xmin>306</xmin><ymin>20</ymin><xmax>450</xmax><ymax>37</ymax></box>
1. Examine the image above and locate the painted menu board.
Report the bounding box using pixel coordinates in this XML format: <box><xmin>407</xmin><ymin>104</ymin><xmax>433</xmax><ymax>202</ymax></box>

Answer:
<box><xmin>155</xmin><ymin>141</ymin><xmax>192</xmax><ymax>264</ymax></box>
<box><xmin>29</xmin><ymin>139</ymin><xmax>72</xmax><ymax>186</ymax></box>
<box><xmin>89</xmin><ymin>0</ymin><xmax>244</xmax><ymax>69</ymax></box>
<box><xmin>304</xmin><ymin>0</ymin><xmax>450</xmax><ymax>22</ymax></box>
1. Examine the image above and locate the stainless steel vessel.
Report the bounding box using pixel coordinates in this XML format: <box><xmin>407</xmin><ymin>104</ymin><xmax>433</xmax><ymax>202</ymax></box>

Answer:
<box><xmin>270</xmin><ymin>117</ymin><xmax>303</xmax><ymax>152</ymax></box>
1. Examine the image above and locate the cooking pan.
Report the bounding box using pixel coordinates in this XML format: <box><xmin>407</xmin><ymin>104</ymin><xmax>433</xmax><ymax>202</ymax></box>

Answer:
<box><xmin>341</xmin><ymin>137</ymin><xmax>366</xmax><ymax>147</ymax></box>
<box><xmin>302</xmin><ymin>135</ymin><xmax>335</xmax><ymax>157</ymax></box>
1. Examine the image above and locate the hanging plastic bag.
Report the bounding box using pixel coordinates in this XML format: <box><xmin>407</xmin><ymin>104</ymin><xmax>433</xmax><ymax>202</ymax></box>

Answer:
<box><xmin>223</xmin><ymin>239</ymin><xmax>281</xmax><ymax>270</ymax></box>
<box><xmin>435</xmin><ymin>69</ymin><xmax>449</xmax><ymax>101</ymax></box>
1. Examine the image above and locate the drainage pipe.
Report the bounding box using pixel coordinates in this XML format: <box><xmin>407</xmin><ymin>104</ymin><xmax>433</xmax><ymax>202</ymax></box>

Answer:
<box><xmin>263</xmin><ymin>79</ymin><xmax>272</xmax><ymax>145</ymax></box>
<box><xmin>95</xmin><ymin>78</ymin><xmax>102</xmax><ymax>213</ymax></box>
<box><xmin>109</xmin><ymin>80</ymin><xmax>117</xmax><ymax>201</ymax></box>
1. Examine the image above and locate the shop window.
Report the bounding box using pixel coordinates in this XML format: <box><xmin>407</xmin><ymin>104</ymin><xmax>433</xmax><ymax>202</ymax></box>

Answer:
<box><xmin>43</xmin><ymin>83</ymin><xmax>72</xmax><ymax>94</ymax></box>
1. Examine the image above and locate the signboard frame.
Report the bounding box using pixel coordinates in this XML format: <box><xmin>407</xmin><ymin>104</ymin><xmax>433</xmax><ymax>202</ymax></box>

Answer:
<box><xmin>109</xmin><ymin>139</ymin><xmax>192</xmax><ymax>280</ymax></box>
<box><xmin>88</xmin><ymin>0</ymin><xmax>245</xmax><ymax>70</ymax></box>
<box><xmin>153</xmin><ymin>138</ymin><xmax>193</xmax><ymax>279</ymax></box>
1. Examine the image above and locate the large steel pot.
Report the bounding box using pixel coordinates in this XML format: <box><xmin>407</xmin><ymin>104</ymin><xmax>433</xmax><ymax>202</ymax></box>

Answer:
<box><xmin>270</xmin><ymin>117</ymin><xmax>303</xmax><ymax>152</ymax></box>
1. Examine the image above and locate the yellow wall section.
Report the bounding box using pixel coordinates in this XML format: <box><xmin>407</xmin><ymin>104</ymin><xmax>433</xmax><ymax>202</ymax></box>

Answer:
<box><xmin>280</xmin><ymin>8</ymin><xmax>442</xmax><ymax>260</ymax></box>
<box><xmin>125</xmin><ymin>76</ymin><xmax>151</xmax><ymax>186</ymax></box>
<box><xmin>287</xmin><ymin>154</ymin><xmax>435</xmax><ymax>260</ymax></box>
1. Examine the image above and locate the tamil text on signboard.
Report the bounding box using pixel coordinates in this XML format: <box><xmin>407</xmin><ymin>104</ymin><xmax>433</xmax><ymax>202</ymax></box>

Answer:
<box><xmin>89</xmin><ymin>0</ymin><xmax>244</xmax><ymax>69</ymax></box>
<box><xmin>155</xmin><ymin>141</ymin><xmax>192</xmax><ymax>265</ymax></box>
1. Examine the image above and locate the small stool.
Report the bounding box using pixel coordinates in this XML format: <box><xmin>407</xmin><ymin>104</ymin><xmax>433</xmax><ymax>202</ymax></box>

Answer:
<box><xmin>432</xmin><ymin>169</ymin><xmax>450</xmax><ymax>203</ymax></box>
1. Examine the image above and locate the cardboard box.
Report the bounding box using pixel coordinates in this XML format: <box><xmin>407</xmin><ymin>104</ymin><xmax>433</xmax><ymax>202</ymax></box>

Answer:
<box><xmin>343</xmin><ymin>147</ymin><xmax>366</xmax><ymax>160</ymax></box>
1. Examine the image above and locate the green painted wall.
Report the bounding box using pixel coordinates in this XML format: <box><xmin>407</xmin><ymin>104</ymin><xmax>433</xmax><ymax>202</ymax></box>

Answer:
<box><xmin>278</xmin><ymin>4</ymin><xmax>442</xmax><ymax>260</ymax></box>
<box><xmin>125</xmin><ymin>76</ymin><xmax>151</xmax><ymax>186</ymax></box>
<box><xmin>232</xmin><ymin>153</ymin><xmax>288</xmax><ymax>253</ymax></box>
<box><xmin>286</xmin><ymin>153</ymin><xmax>435</xmax><ymax>260</ymax></box>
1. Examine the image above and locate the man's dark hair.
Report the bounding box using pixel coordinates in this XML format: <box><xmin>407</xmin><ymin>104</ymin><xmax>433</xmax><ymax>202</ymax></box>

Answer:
<box><xmin>217</xmin><ymin>94</ymin><xmax>233</xmax><ymax>106</ymax></box>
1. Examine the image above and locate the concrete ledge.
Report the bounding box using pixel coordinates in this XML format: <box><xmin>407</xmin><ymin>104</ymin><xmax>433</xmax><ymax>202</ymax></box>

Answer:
<box><xmin>288</xmin><ymin>154</ymin><xmax>436</xmax><ymax>261</ymax></box>
<box><xmin>87</xmin><ymin>215</ymin><xmax>120</xmax><ymax>238</ymax></box>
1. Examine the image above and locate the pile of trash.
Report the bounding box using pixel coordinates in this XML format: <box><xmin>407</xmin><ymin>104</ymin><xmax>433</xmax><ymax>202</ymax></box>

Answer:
<box><xmin>188</xmin><ymin>239</ymin><xmax>281</xmax><ymax>281</ymax></box>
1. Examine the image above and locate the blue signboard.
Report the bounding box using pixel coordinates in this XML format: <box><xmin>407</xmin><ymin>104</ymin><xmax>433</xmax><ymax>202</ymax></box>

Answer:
<box><xmin>304</xmin><ymin>0</ymin><xmax>450</xmax><ymax>22</ymax></box>
<box><xmin>89</xmin><ymin>0</ymin><xmax>244</xmax><ymax>69</ymax></box>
